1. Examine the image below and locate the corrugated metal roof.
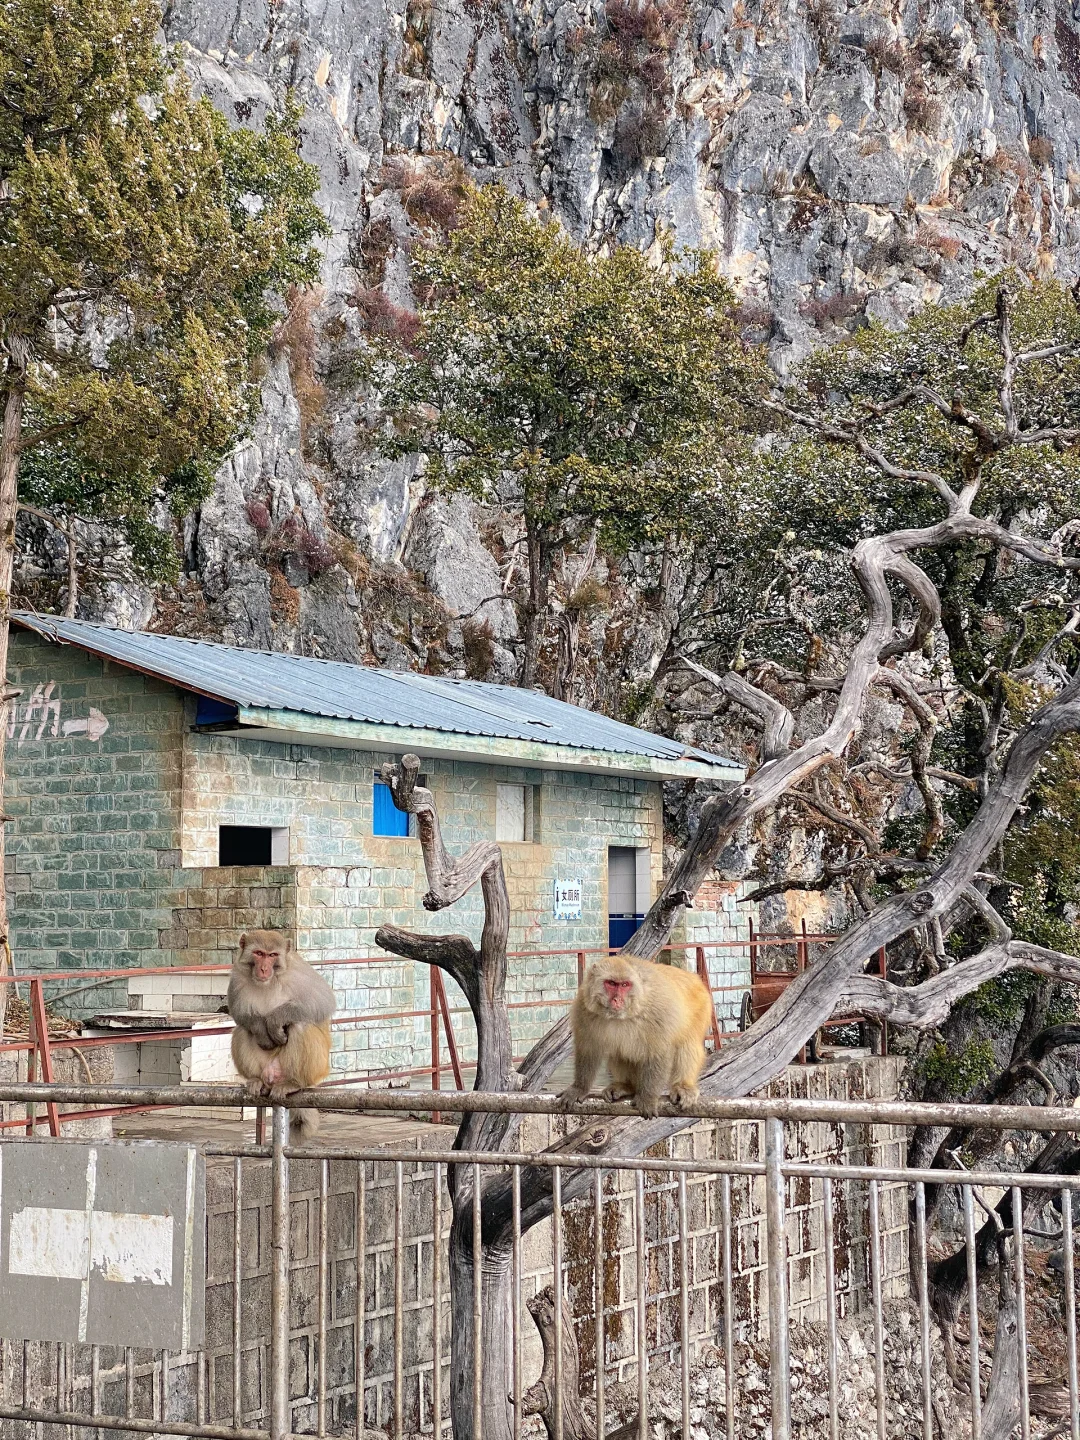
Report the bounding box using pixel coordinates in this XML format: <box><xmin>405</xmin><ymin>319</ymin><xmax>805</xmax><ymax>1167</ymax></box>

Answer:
<box><xmin>13</xmin><ymin>613</ymin><xmax>738</xmax><ymax>771</ymax></box>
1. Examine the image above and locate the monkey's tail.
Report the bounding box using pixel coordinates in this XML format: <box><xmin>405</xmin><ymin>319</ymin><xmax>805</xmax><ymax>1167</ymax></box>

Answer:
<box><xmin>291</xmin><ymin>1107</ymin><xmax>321</xmax><ymax>1140</ymax></box>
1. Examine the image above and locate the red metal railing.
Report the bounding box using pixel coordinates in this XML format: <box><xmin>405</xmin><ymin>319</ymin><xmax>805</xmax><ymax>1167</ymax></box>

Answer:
<box><xmin>0</xmin><ymin>932</ymin><xmax>854</xmax><ymax>1135</ymax></box>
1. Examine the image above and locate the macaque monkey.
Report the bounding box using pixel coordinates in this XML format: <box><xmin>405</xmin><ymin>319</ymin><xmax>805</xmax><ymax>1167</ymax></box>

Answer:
<box><xmin>227</xmin><ymin>930</ymin><xmax>336</xmax><ymax>1138</ymax></box>
<box><xmin>558</xmin><ymin>956</ymin><xmax>713</xmax><ymax>1118</ymax></box>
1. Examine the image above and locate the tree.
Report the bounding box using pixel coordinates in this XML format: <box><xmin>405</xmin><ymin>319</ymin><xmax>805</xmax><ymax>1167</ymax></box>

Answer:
<box><xmin>376</xmin><ymin>275</ymin><xmax>1080</xmax><ymax>1440</ymax></box>
<box><xmin>0</xmin><ymin>0</ymin><xmax>327</xmax><ymax>1004</ymax></box>
<box><xmin>366</xmin><ymin>184</ymin><xmax>766</xmax><ymax>688</ymax></box>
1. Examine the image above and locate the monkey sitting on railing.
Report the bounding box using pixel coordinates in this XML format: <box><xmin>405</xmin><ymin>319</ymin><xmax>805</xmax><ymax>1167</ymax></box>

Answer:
<box><xmin>227</xmin><ymin>930</ymin><xmax>335</xmax><ymax>1138</ymax></box>
<box><xmin>557</xmin><ymin>954</ymin><xmax>712</xmax><ymax>1118</ymax></box>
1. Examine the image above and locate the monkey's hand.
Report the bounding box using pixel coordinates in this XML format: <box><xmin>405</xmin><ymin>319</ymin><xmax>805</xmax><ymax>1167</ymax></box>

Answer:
<box><xmin>244</xmin><ymin>1076</ymin><xmax>268</xmax><ymax>1100</ymax></box>
<box><xmin>635</xmin><ymin>1092</ymin><xmax>662</xmax><ymax>1118</ymax></box>
<box><xmin>669</xmin><ymin>1083</ymin><xmax>700</xmax><ymax>1109</ymax></box>
<box><xmin>265</xmin><ymin>1018</ymin><xmax>290</xmax><ymax>1048</ymax></box>
<box><xmin>556</xmin><ymin>1084</ymin><xmax>587</xmax><ymax>1112</ymax></box>
<box><xmin>262</xmin><ymin>1002</ymin><xmax>305</xmax><ymax>1049</ymax></box>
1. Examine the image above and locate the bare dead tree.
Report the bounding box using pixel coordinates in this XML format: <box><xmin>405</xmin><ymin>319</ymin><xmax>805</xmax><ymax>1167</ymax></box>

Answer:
<box><xmin>376</xmin><ymin>288</ymin><xmax>1080</xmax><ymax>1440</ymax></box>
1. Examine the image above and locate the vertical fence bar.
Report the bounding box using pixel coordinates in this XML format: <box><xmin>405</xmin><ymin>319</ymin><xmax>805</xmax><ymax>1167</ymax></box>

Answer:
<box><xmin>868</xmin><ymin>1180</ymin><xmax>886</xmax><ymax>1440</ymax></box>
<box><xmin>962</xmin><ymin>1184</ymin><xmax>982</xmax><ymax>1440</ymax></box>
<box><xmin>577</xmin><ymin>951</ymin><xmax>586</xmax><ymax>986</ymax></box>
<box><xmin>197</xmin><ymin>1349</ymin><xmax>207</xmax><ymax>1426</ymax></box>
<box><xmin>472</xmin><ymin>1162</ymin><xmax>483</xmax><ymax>1440</ymax></box>
<box><xmin>1063</xmin><ymin>1189</ymin><xmax>1079</xmax><ymax>1440</ymax></box>
<box><xmin>394</xmin><ymin>1160</ymin><xmax>404</xmax><ymax>1440</ymax></box>
<box><xmin>696</xmin><ymin>946</ymin><xmax>722</xmax><ymax>1049</ymax></box>
<box><xmin>677</xmin><ymin>1172</ymin><xmax>691</xmax><ymax>1440</ymax></box>
<box><xmin>232</xmin><ymin>1157</ymin><xmax>243</xmax><ymax>1428</ymax></box>
<box><xmin>914</xmin><ymin>1182</ymin><xmax>933</xmax><ymax>1440</ymax></box>
<box><xmin>1012</xmin><ymin>1186</ymin><xmax>1031</xmax><ymax>1440</ymax></box>
<box><xmin>434</xmin><ymin>1161</ymin><xmax>444</xmax><ymax>1440</ymax></box>
<box><xmin>318</xmin><ymin>1158</ymin><xmax>329</xmax><ymax>1439</ymax></box>
<box><xmin>158</xmin><ymin>1350</ymin><xmax>168</xmax><ymax>1422</ymax></box>
<box><xmin>635</xmin><ymin>1168</ymin><xmax>648</xmax><ymax>1440</ymax></box>
<box><xmin>512</xmin><ymin>1165</ymin><xmax>521</xmax><ymax>1440</ymax></box>
<box><xmin>593</xmin><ymin>1169</ymin><xmax>606</xmax><ymax>1440</ymax></box>
<box><xmin>90</xmin><ymin>1343</ymin><xmax>100</xmax><ymax>1440</ymax></box>
<box><xmin>429</xmin><ymin>966</ymin><xmax>441</xmax><ymax>1123</ymax></box>
<box><xmin>553</xmin><ymin>1166</ymin><xmax>565</xmax><ymax>1440</ymax></box>
<box><xmin>270</xmin><ymin>1104</ymin><xmax>291</xmax><ymax>1440</ymax></box>
<box><xmin>822</xmin><ymin>1176</ymin><xmax>840</xmax><ymax>1440</ymax></box>
<box><xmin>764</xmin><ymin>1117</ymin><xmax>791</xmax><ymax>1440</ymax></box>
<box><xmin>721</xmin><ymin>1173</ymin><xmax>734</xmax><ymax>1440</ymax></box>
<box><xmin>124</xmin><ymin>1347</ymin><xmax>134</xmax><ymax>1419</ymax></box>
<box><xmin>355</xmin><ymin>1165</ymin><xmax>366</xmax><ymax>1440</ymax></box>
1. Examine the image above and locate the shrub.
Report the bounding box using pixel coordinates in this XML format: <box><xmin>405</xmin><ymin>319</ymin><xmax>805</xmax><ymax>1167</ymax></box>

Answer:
<box><xmin>1029</xmin><ymin>134</ymin><xmax>1054</xmax><ymax>165</ymax></box>
<box><xmin>799</xmin><ymin>291</ymin><xmax>864</xmax><ymax>326</ymax></box>
<box><xmin>462</xmin><ymin>617</ymin><xmax>497</xmax><ymax>678</ymax></box>
<box><xmin>352</xmin><ymin>287</ymin><xmax>421</xmax><ymax>349</ymax></box>
<box><xmin>246</xmin><ymin>499</ymin><xmax>272</xmax><ymax>535</ymax></box>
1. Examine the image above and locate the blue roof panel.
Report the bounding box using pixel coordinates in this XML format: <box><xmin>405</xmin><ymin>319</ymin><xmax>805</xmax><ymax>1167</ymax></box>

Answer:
<box><xmin>12</xmin><ymin>613</ymin><xmax>737</xmax><ymax>771</ymax></box>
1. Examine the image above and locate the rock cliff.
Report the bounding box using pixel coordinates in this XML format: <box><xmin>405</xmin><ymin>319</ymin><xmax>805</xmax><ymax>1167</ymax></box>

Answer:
<box><xmin>146</xmin><ymin>0</ymin><xmax>1080</xmax><ymax>672</ymax></box>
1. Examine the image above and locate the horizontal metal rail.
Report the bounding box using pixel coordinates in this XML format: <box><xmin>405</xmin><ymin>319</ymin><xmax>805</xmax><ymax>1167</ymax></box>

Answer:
<box><xmin>0</xmin><ymin>932</ymin><xmax>816</xmax><ymax>988</ymax></box>
<box><xmin>2</xmin><ymin>1081</ymin><xmax>1080</xmax><ymax>1133</ymax></box>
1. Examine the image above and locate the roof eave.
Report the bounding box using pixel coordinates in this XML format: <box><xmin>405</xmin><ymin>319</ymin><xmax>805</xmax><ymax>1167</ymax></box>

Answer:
<box><xmin>233</xmin><ymin>707</ymin><xmax>745</xmax><ymax>783</ymax></box>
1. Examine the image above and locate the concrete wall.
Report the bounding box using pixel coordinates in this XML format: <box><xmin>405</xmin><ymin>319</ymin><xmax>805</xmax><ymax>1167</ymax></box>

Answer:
<box><xmin>4</xmin><ymin>630</ymin><xmax>753</xmax><ymax>1080</ymax></box>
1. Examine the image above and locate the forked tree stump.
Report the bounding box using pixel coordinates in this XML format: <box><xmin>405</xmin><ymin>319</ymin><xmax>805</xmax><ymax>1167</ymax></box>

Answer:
<box><xmin>520</xmin><ymin>1286</ymin><xmax>597</xmax><ymax>1440</ymax></box>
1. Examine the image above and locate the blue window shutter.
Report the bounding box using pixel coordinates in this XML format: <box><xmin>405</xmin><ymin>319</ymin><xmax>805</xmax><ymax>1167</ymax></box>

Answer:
<box><xmin>373</xmin><ymin>782</ymin><xmax>408</xmax><ymax>837</ymax></box>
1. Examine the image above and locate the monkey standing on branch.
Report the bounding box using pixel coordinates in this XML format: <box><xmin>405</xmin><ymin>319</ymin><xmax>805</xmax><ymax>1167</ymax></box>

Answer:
<box><xmin>227</xmin><ymin>930</ymin><xmax>336</xmax><ymax>1138</ymax></box>
<box><xmin>558</xmin><ymin>955</ymin><xmax>713</xmax><ymax>1118</ymax></box>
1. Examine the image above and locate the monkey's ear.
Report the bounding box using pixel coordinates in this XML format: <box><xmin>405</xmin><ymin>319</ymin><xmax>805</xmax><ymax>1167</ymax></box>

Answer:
<box><xmin>238</xmin><ymin>933</ymin><xmax>247</xmax><ymax>950</ymax></box>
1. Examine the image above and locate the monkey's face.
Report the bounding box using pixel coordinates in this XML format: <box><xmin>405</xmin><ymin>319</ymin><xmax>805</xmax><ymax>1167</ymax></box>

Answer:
<box><xmin>240</xmin><ymin>931</ymin><xmax>286</xmax><ymax>984</ymax></box>
<box><xmin>586</xmin><ymin>961</ymin><xmax>640</xmax><ymax>1018</ymax></box>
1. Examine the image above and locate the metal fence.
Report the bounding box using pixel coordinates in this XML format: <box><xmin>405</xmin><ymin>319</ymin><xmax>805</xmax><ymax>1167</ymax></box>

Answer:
<box><xmin>0</xmin><ymin>1084</ymin><xmax>1076</xmax><ymax>1440</ymax></box>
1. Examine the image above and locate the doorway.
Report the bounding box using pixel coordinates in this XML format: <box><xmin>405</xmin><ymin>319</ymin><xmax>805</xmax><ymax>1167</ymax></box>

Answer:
<box><xmin>608</xmin><ymin>846</ymin><xmax>649</xmax><ymax>949</ymax></box>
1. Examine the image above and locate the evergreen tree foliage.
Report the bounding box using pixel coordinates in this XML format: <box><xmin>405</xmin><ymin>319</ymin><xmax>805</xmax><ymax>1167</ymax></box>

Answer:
<box><xmin>0</xmin><ymin>0</ymin><xmax>329</xmax><ymax>581</ymax></box>
<box><xmin>367</xmin><ymin>184</ymin><xmax>767</xmax><ymax>686</ymax></box>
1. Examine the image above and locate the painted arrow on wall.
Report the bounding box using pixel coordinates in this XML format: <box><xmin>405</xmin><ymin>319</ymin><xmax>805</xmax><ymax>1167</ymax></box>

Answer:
<box><xmin>61</xmin><ymin>707</ymin><xmax>109</xmax><ymax>740</ymax></box>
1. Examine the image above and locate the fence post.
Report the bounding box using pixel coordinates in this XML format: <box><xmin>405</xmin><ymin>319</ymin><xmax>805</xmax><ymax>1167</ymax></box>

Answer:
<box><xmin>877</xmin><ymin>947</ymin><xmax>889</xmax><ymax>1057</ymax></box>
<box><xmin>26</xmin><ymin>977</ymin><xmax>60</xmax><ymax>1136</ymax></box>
<box><xmin>696</xmin><ymin>946</ymin><xmax>722</xmax><ymax>1050</ymax></box>
<box><xmin>432</xmin><ymin>969</ymin><xmax>464</xmax><ymax>1091</ymax></box>
<box><xmin>269</xmin><ymin>1104</ymin><xmax>291</xmax><ymax>1440</ymax></box>
<box><xmin>577</xmin><ymin>951</ymin><xmax>586</xmax><ymax>987</ymax></box>
<box><xmin>798</xmin><ymin>920</ymin><xmax>809</xmax><ymax>1065</ymax></box>
<box><xmin>430</xmin><ymin>964</ymin><xmax>441</xmax><ymax>1125</ymax></box>
<box><xmin>764</xmin><ymin>1117</ymin><xmax>791</xmax><ymax>1440</ymax></box>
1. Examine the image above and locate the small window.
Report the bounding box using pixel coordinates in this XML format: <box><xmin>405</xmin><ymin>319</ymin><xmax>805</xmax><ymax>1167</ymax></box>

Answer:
<box><xmin>496</xmin><ymin>783</ymin><xmax>538</xmax><ymax>842</ymax></box>
<box><xmin>373</xmin><ymin>772</ymin><xmax>426</xmax><ymax>838</ymax></box>
<box><xmin>219</xmin><ymin>825</ymin><xmax>289</xmax><ymax>866</ymax></box>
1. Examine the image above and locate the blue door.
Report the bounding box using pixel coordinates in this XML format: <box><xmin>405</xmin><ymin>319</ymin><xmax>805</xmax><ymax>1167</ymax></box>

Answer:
<box><xmin>608</xmin><ymin>914</ymin><xmax>644</xmax><ymax>949</ymax></box>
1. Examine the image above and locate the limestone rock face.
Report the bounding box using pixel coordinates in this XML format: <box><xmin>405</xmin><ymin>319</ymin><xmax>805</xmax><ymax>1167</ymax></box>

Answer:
<box><xmin>103</xmin><ymin>0</ymin><xmax>1080</xmax><ymax>677</ymax></box>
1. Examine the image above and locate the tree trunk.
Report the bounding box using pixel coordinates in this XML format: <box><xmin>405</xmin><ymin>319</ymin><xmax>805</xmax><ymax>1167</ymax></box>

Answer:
<box><xmin>0</xmin><ymin>363</ymin><xmax>25</xmax><ymax>1036</ymax></box>
<box><xmin>448</xmin><ymin>1227</ymin><xmax>515</xmax><ymax>1440</ymax></box>
<box><xmin>520</xmin><ymin>524</ymin><xmax>550</xmax><ymax>690</ymax></box>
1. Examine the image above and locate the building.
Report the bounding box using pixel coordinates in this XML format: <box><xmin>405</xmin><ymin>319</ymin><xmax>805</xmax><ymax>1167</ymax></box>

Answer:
<box><xmin>5</xmin><ymin>614</ymin><xmax>750</xmax><ymax>1081</ymax></box>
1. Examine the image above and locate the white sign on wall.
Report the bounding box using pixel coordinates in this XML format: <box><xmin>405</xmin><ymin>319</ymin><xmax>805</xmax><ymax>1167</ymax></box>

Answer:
<box><xmin>0</xmin><ymin>1140</ymin><xmax>204</xmax><ymax>1348</ymax></box>
<box><xmin>553</xmin><ymin>877</ymin><xmax>583</xmax><ymax>920</ymax></box>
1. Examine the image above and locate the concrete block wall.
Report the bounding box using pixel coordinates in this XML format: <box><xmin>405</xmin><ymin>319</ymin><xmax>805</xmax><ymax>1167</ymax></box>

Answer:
<box><xmin>187</xmin><ymin>1059</ymin><xmax>906</xmax><ymax>1436</ymax></box>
